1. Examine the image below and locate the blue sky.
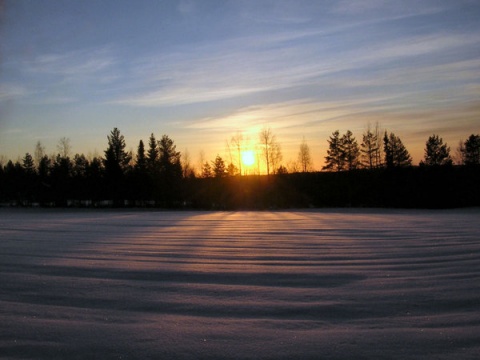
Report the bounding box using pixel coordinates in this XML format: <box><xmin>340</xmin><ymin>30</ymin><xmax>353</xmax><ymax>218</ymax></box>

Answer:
<box><xmin>1</xmin><ymin>0</ymin><xmax>480</xmax><ymax>170</ymax></box>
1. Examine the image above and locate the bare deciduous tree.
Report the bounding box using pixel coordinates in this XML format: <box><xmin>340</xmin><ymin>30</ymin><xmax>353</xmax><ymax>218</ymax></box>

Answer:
<box><xmin>34</xmin><ymin>141</ymin><xmax>46</xmax><ymax>168</ymax></box>
<box><xmin>361</xmin><ymin>123</ymin><xmax>382</xmax><ymax>169</ymax></box>
<box><xmin>298</xmin><ymin>137</ymin><xmax>312</xmax><ymax>172</ymax></box>
<box><xmin>57</xmin><ymin>137</ymin><xmax>71</xmax><ymax>159</ymax></box>
<box><xmin>259</xmin><ymin>128</ymin><xmax>282</xmax><ymax>176</ymax></box>
<box><xmin>231</xmin><ymin>132</ymin><xmax>244</xmax><ymax>175</ymax></box>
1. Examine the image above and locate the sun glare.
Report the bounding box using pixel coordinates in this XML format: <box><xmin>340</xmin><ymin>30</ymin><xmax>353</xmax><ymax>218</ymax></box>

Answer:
<box><xmin>241</xmin><ymin>150</ymin><xmax>255</xmax><ymax>167</ymax></box>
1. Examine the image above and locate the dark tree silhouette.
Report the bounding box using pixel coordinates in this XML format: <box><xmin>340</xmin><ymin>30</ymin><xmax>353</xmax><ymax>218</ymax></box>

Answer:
<box><xmin>157</xmin><ymin>134</ymin><xmax>182</xmax><ymax>205</ymax></box>
<box><xmin>460</xmin><ymin>134</ymin><xmax>480</xmax><ymax>165</ymax></box>
<box><xmin>38</xmin><ymin>155</ymin><xmax>51</xmax><ymax>180</ymax></box>
<box><xmin>383</xmin><ymin>132</ymin><xmax>412</xmax><ymax>168</ymax></box>
<box><xmin>341</xmin><ymin>130</ymin><xmax>360</xmax><ymax>171</ymax></box>
<box><xmin>361</xmin><ymin>124</ymin><xmax>382</xmax><ymax>169</ymax></box>
<box><xmin>104</xmin><ymin>128</ymin><xmax>131</xmax><ymax>176</ymax></box>
<box><xmin>22</xmin><ymin>153</ymin><xmax>36</xmax><ymax>175</ymax></box>
<box><xmin>103</xmin><ymin>127</ymin><xmax>131</xmax><ymax>202</ymax></box>
<box><xmin>323</xmin><ymin>130</ymin><xmax>359</xmax><ymax>171</ymax></box>
<box><xmin>146</xmin><ymin>133</ymin><xmax>159</xmax><ymax>173</ymax></box>
<box><xmin>212</xmin><ymin>155</ymin><xmax>227</xmax><ymax>177</ymax></box>
<box><xmin>421</xmin><ymin>134</ymin><xmax>452</xmax><ymax>166</ymax></box>
<box><xmin>135</xmin><ymin>140</ymin><xmax>147</xmax><ymax>172</ymax></box>
<box><xmin>50</xmin><ymin>153</ymin><xmax>73</xmax><ymax>204</ymax></box>
<box><xmin>73</xmin><ymin>154</ymin><xmax>88</xmax><ymax>178</ymax></box>
<box><xmin>202</xmin><ymin>161</ymin><xmax>213</xmax><ymax>178</ymax></box>
<box><xmin>323</xmin><ymin>131</ymin><xmax>343</xmax><ymax>171</ymax></box>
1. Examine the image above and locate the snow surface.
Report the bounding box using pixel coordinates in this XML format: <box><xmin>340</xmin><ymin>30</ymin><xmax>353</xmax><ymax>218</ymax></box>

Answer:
<box><xmin>1</xmin><ymin>208</ymin><xmax>479</xmax><ymax>359</ymax></box>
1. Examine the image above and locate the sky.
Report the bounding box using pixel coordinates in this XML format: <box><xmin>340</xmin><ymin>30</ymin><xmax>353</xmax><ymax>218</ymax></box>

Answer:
<box><xmin>1</xmin><ymin>0</ymin><xmax>480</xmax><ymax>171</ymax></box>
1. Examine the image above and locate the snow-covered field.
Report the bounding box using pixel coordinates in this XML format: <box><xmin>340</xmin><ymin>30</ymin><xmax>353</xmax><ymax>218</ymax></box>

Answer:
<box><xmin>1</xmin><ymin>208</ymin><xmax>479</xmax><ymax>359</ymax></box>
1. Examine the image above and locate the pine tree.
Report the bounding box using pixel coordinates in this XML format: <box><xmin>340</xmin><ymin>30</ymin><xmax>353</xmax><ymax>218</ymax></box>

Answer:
<box><xmin>341</xmin><ymin>130</ymin><xmax>360</xmax><ymax>171</ymax></box>
<box><xmin>323</xmin><ymin>130</ymin><xmax>343</xmax><ymax>171</ymax></box>
<box><xmin>158</xmin><ymin>134</ymin><xmax>181</xmax><ymax>176</ymax></box>
<box><xmin>146</xmin><ymin>133</ymin><xmax>158</xmax><ymax>172</ymax></box>
<box><xmin>103</xmin><ymin>127</ymin><xmax>132</xmax><ymax>178</ymax></box>
<box><xmin>157</xmin><ymin>135</ymin><xmax>182</xmax><ymax>206</ymax></box>
<box><xmin>383</xmin><ymin>132</ymin><xmax>412</xmax><ymax>168</ymax></box>
<box><xmin>421</xmin><ymin>134</ymin><xmax>452</xmax><ymax>166</ymax></box>
<box><xmin>22</xmin><ymin>153</ymin><xmax>36</xmax><ymax>175</ymax></box>
<box><xmin>202</xmin><ymin>162</ymin><xmax>212</xmax><ymax>178</ymax></box>
<box><xmin>103</xmin><ymin>128</ymin><xmax>131</xmax><ymax>202</ymax></box>
<box><xmin>135</xmin><ymin>140</ymin><xmax>146</xmax><ymax>172</ymax></box>
<box><xmin>460</xmin><ymin>134</ymin><xmax>480</xmax><ymax>165</ymax></box>
<box><xmin>212</xmin><ymin>155</ymin><xmax>227</xmax><ymax>177</ymax></box>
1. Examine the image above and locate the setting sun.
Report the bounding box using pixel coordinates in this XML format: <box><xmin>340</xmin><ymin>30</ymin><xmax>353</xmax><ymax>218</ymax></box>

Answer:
<box><xmin>241</xmin><ymin>150</ymin><xmax>255</xmax><ymax>167</ymax></box>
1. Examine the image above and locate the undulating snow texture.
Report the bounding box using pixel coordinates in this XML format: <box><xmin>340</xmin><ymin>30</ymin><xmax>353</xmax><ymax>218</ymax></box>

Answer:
<box><xmin>1</xmin><ymin>209</ymin><xmax>479</xmax><ymax>359</ymax></box>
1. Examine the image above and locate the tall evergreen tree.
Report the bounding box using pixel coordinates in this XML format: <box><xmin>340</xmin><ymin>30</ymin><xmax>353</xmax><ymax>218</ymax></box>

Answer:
<box><xmin>460</xmin><ymin>134</ymin><xmax>480</xmax><ymax>165</ymax></box>
<box><xmin>212</xmin><ymin>155</ymin><xmax>227</xmax><ymax>177</ymax></box>
<box><xmin>341</xmin><ymin>130</ymin><xmax>360</xmax><ymax>171</ymax></box>
<box><xmin>421</xmin><ymin>134</ymin><xmax>452</xmax><ymax>166</ymax></box>
<box><xmin>323</xmin><ymin>130</ymin><xmax>359</xmax><ymax>171</ymax></box>
<box><xmin>22</xmin><ymin>153</ymin><xmax>36</xmax><ymax>175</ymax></box>
<box><xmin>202</xmin><ymin>162</ymin><xmax>213</xmax><ymax>178</ymax></box>
<box><xmin>72</xmin><ymin>154</ymin><xmax>89</xmax><ymax>178</ymax></box>
<box><xmin>158</xmin><ymin>135</ymin><xmax>181</xmax><ymax>175</ymax></box>
<box><xmin>103</xmin><ymin>128</ymin><xmax>131</xmax><ymax>202</ymax></box>
<box><xmin>103</xmin><ymin>127</ymin><xmax>132</xmax><ymax>178</ymax></box>
<box><xmin>22</xmin><ymin>153</ymin><xmax>36</xmax><ymax>203</ymax></box>
<box><xmin>146</xmin><ymin>133</ymin><xmax>159</xmax><ymax>172</ymax></box>
<box><xmin>383</xmin><ymin>132</ymin><xmax>412</xmax><ymax>168</ymax></box>
<box><xmin>157</xmin><ymin>135</ymin><xmax>182</xmax><ymax>205</ymax></box>
<box><xmin>135</xmin><ymin>140</ymin><xmax>147</xmax><ymax>172</ymax></box>
<box><xmin>323</xmin><ymin>130</ymin><xmax>343</xmax><ymax>171</ymax></box>
<box><xmin>38</xmin><ymin>155</ymin><xmax>51</xmax><ymax>180</ymax></box>
<box><xmin>51</xmin><ymin>154</ymin><xmax>73</xmax><ymax>204</ymax></box>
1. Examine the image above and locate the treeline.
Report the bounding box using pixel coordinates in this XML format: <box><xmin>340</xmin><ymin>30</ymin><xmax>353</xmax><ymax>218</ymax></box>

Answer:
<box><xmin>0</xmin><ymin>128</ymin><xmax>479</xmax><ymax>209</ymax></box>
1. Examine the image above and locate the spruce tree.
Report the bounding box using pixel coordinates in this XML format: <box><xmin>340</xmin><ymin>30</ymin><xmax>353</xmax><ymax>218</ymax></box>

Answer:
<box><xmin>212</xmin><ymin>155</ymin><xmax>227</xmax><ymax>177</ymax></box>
<box><xmin>135</xmin><ymin>140</ymin><xmax>147</xmax><ymax>172</ymax></box>
<box><xmin>383</xmin><ymin>132</ymin><xmax>412</xmax><ymax>168</ymax></box>
<box><xmin>421</xmin><ymin>134</ymin><xmax>452</xmax><ymax>166</ymax></box>
<box><xmin>323</xmin><ymin>130</ymin><xmax>343</xmax><ymax>171</ymax></box>
<box><xmin>103</xmin><ymin>127</ymin><xmax>131</xmax><ymax>179</ymax></box>
<box><xmin>146</xmin><ymin>133</ymin><xmax>158</xmax><ymax>172</ymax></box>
<box><xmin>460</xmin><ymin>134</ymin><xmax>480</xmax><ymax>165</ymax></box>
<box><xmin>341</xmin><ymin>130</ymin><xmax>360</xmax><ymax>171</ymax></box>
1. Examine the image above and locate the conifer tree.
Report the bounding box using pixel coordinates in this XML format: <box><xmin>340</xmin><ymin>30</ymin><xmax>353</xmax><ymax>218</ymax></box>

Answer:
<box><xmin>421</xmin><ymin>134</ymin><xmax>452</xmax><ymax>166</ymax></box>
<box><xmin>323</xmin><ymin>130</ymin><xmax>343</xmax><ymax>171</ymax></box>
<box><xmin>212</xmin><ymin>155</ymin><xmax>227</xmax><ymax>177</ymax></box>
<box><xmin>460</xmin><ymin>134</ymin><xmax>480</xmax><ymax>165</ymax></box>
<box><xmin>341</xmin><ymin>130</ymin><xmax>360</xmax><ymax>171</ymax></box>
<box><xmin>383</xmin><ymin>132</ymin><xmax>412</xmax><ymax>168</ymax></box>
<box><xmin>103</xmin><ymin>127</ymin><xmax>132</xmax><ymax>178</ymax></box>
<box><xmin>22</xmin><ymin>153</ymin><xmax>36</xmax><ymax>175</ymax></box>
<box><xmin>146</xmin><ymin>133</ymin><xmax>158</xmax><ymax>172</ymax></box>
<box><xmin>135</xmin><ymin>140</ymin><xmax>146</xmax><ymax>172</ymax></box>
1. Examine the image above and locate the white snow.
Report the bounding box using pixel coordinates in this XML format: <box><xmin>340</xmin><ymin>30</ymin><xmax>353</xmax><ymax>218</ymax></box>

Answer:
<box><xmin>1</xmin><ymin>208</ymin><xmax>479</xmax><ymax>359</ymax></box>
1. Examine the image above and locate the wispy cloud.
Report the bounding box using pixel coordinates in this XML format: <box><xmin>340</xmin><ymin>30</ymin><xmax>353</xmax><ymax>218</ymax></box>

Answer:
<box><xmin>24</xmin><ymin>46</ymin><xmax>117</xmax><ymax>84</ymax></box>
<box><xmin>0</xmin><ymin>83</ymin><xmax>29</xmax><ymax>101</ymax></box>
<box><xmin>331</xmin><ymin>0</ymin><xmax>446</xmax><ymax>18</ymax></box>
